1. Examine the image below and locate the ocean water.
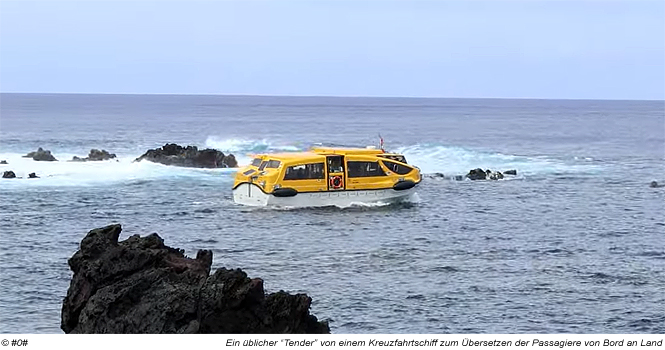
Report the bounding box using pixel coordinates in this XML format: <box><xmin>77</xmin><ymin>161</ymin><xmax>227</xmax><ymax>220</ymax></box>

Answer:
<box><xmin>0</xmin><ymin>93</ymin><xmax>663</xmax><ymax>334</ymax></box>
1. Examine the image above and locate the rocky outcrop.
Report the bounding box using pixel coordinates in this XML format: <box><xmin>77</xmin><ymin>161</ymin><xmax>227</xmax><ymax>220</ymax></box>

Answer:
<box><xmin>466</xmin><ymin>168</ymin><xmax>488</xmax><ymax>180</ymax></box>
<box><xmin>28</xmin><ymin>172</ymin><xmax>39</xmax><ymax>179</ymax></box>
<box><xmin>61</xmin><ymin>224</ymin><xmax>329</xmax><ymax>334</ymax></box>
<box><xmin>3</xmin><ymin>170</ymin><xmax>16</xmax><ymax>178</ymax></box>
<box><xmin>71</xmin><ymin>149</ymin><xmax>117</xmax><ymax>162</ymax></box>
<box><xmin>23</xmin><ymin>147</ymin><xmax>58</xmax><ymax>161</ymax></box>
<box><xmin>466</xmin><ymin>168</ymin><xmax>508</xmax><ymax>180</ymax></box>
<box><xmin>424</xmin><ymin>169</ymin><xmax>517</xmax><ymax>181</ymax></box>
<box><xmin>0</xmin><ymin>160</ymin><xmax>7</xmax><ymax>165</ymax></box>
<box><xmin>486</xmin><ymin>170</ymin><xmax>504</xmax><ymax>180</ymax></box>
<box><xmin>134</xmin><ymin>143</ymin><xmax>238</xmax><ymax>168</ymax></box>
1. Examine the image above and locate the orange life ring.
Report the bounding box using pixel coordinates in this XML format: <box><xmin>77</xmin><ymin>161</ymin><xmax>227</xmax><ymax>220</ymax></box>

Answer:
<box><xmin>329</xmin><ymin>176</ymin><xmax>343</xmax><ymax>189</ymax></box>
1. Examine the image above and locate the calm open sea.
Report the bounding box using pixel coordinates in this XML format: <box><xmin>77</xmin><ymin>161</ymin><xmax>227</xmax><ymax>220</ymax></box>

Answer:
<box><xmin>0</xmin><ymin>93</ymin><xmax>663</xmax><ymax>333</ymax></box>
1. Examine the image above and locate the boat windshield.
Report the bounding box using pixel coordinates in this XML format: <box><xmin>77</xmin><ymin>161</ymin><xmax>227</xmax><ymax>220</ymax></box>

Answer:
<box><xmin>380</xmin><ymin>155</ymin><xmax>407</xmax><ymax>163</ymax></box>
<box><xmin>265</xmin><ymin>160</ymin><xmax>281</xmax><ymax>168</ymax></box>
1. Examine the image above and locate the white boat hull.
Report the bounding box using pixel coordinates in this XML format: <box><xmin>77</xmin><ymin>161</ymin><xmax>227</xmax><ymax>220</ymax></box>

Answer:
<box><xmin>233</xmin><ymin>183</ymin><xmax>417</xmax><ymax>208</ymax></box>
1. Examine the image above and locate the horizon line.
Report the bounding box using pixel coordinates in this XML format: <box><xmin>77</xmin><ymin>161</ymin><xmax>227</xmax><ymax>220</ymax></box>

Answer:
<box><xmin>1</xmin><ymin>91</ymin><xmax>663</xmax><ymax>102</ymax></box>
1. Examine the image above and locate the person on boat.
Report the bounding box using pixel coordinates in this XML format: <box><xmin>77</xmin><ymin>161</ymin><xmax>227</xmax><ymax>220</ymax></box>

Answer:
<box><xmin>328</xmin><ymin>158</ymin><xmax>343</xmax><ymax>173</ymax></box>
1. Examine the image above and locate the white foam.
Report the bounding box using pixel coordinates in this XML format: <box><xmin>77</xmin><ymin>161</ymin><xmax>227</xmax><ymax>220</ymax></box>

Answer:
<box><xmin>0</xmin><ymin>153</ymin><xmax>235</xmax><ymax>187</ymax></box>
<box><xmin>393</xmin><ymin>144</ymin><xmax>600</xmax><ymax>176</ymax></box>
<box><xmin>204</xmin><ymin>136</ymin><xmax>306</xmax><ymax>166</ymax></box>
<box><xmin>204</xmin><ymin>137</ymin><xmax>270</xmax><ymax>153</ymax></box>
<box><xmin>1</xmin><ymin>140</ymin><xmax>603</xmax><ymax>188</ymax></box>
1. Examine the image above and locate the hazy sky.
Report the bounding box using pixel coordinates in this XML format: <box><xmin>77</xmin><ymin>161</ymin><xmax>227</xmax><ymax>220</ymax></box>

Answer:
<box><xmin>1</xmin><ymin>1</ymin><xmax>663</xmax><ymax>99</ymax></box>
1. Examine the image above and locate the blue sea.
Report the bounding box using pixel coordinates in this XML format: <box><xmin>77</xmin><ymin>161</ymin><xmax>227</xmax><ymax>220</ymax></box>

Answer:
<box><xmin>0</xmin><ymin>93</ymin><xmax>663</xmax><ymax>333</ymax></box>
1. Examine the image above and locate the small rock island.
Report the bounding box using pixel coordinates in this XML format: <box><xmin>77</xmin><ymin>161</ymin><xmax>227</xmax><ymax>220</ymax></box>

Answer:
<box><xmin>134</xmin><ymin>143</ymin><xmax>238</xmax><ymax>168</ymax></box>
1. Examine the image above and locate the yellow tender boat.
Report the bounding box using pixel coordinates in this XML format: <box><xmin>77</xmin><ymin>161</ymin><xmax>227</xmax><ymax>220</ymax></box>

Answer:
<box><xmin>232</xmin><ymin>146</ymin><xmax>422</xmax><ymax>207</ymax></box>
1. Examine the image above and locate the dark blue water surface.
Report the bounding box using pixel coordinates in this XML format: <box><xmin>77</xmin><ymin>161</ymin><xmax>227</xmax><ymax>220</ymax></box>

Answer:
<box><xmin>0</xmin><ymin>93</ymin><xmax>663</xmax><ymax>333</ymax></box>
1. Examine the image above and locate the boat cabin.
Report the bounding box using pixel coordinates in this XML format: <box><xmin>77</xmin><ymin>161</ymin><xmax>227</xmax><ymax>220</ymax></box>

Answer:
<box><xmin>233</xmin><ymin>147</ymin><xmax>420</xmax><ymax>195</ymax></box>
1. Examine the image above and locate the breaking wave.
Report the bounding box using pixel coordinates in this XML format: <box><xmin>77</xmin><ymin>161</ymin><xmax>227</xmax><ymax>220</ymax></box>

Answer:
<box><xmin>392</xmin><ymin>144</ymin><xmax>600</xmax><ymax>176</ymax></box>
<box><xmin>204</xmin><ymin>137</ymin><xmax>600</xmax><ymax>176</ymax></box>
<box><xmin>0</xmin><ymin>137</ymin><xmax>601</xmax><ymax>188</ymax></box>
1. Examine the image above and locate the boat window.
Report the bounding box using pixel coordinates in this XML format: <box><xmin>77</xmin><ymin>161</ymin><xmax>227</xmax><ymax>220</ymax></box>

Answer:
<box><xmin>243</xmin><ymin>169</ymin><xmax>256</xmax><ymax>176</ymax></box>
<box><xmin>347</xmin><ymin>161</ymin><xmax>386</xmax><ymax>178</ymax></box>
<box><xmin>258</xmin><ymin>161</ymin><xmax>268</xmax><ymax>171</ymax></box>
<box><xmin>265</xmin><ymin>160</ymin><xmax>281</xmax><ymax>168</ymax></box>
<box><xmin>283</xmin><ymin>163</ymin><xmax>325</xmax><ymax>180</ymax></box>
<box><xmin>379</xmin><ymin>155</ymin><xmax>408</xmax><ymax>164</ymax></box>
<box><xmin>251</xmin><ymin>158</ymin><xmax>262</xmax><ymax>167</ymax></box>
<box><xmin>381</xmin><ymin>160</ymin><xmax>413</xmax><ymax>175</ymax></box>
<box><xmin>327</xmin><ymin>157</ymin><xmax>344</xmax><ymax>173</ymax></box>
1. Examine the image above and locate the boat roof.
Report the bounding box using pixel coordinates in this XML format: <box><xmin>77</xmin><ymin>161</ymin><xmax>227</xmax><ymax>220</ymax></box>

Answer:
<box><xmin>255</xmin><ymin>152</ymin><xmax>321</xmax><ymax>159</ymax></box>
<box><xmin>250</xmin><ymin>147</ymin><xmax>406</xmax><ymax>164</ymax></box>
<box><xmin>310</xmin><ymin>147</ymin><xmax>385</xmax><ymax>155</ymax></box>
<box><xmin>251</xmin><ymin>152</ymin><xmax>324</xmax><ymax>164</ymax></box>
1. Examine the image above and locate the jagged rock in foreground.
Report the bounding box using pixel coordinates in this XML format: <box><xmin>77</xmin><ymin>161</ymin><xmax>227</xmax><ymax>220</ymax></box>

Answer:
<box><xmin>134</xmin><ymin>143</ymin><xmax>238</xmax><ymax>168</ymax></box>
<box><xmin>61</xmin><ymin>224</ymin><xmax>329</xmax><ymax>334</ymax></box>
<box><xmin>71</xmin><ymin>149</ymin><xmax>117</xmax><ymax>162</ymax></box>
<box><xmin>23</xmin><ymin>147</ymin><xmax>58</xmax><ymax>161</ymax></box>
<box><xmin>3</xmin><ymin>170</ymin><xmax>16</xmax><ymax>178</ymax></box>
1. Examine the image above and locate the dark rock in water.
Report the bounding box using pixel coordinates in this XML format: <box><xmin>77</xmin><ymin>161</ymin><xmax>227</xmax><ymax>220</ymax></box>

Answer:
<box><xmin>466</xmin><ymin>168</ymin><xmax>508</xmax><ymax>180</ymax></box>
<box><xmin>134</xmin><ymin>143</ymin><xmax>238</xmax><ymax>168</ymax></box>
<box><xmin>222</xmin><ymin>154</ymin><xmax>237</xmax><ymax>168</ymax></box>
<box><xmin>650</xmin><ymin>181</ymin><xmax>664</xmax><ymax>188</ymax></box>
<box><xmin>0</xmin><ymin>160</ymin><xmax>7</xmax><ymax>165</ymax></box>
<box><xmin>503</xmin><ymin>169</ymin><xmax>517</xmax><ymax>175</ymax></box>
<box><xmin>61</xmin><ymin>224</ymin><xmax>329</xmax><ymax>334</ymax></box>
<box><xmin>3</xmin><ymin>170</ymin><xmax>16</xmax><ymax>178</ymax></box>
<box><xmin>28</xmin><ymin>172</ymin><xmax>39</xmax><ymax>179</ymax></box>
<box><xmin>71</xmin><ymin>149</ymin><xmax>117</xmax><ymax>162</ymax></box>
<box><xmin>454</xmin><ymin>175</ymin><xmax>464</xmax><ymax>181</ymax></box>
<box><xmin>23</xmin><ymin>147</ymin><xmax>58</xmax><ymax>161</ymax></box>
<box><xmin>88</xmin><ymin>149</ymin><xmax>116</xmax><ymax>161</ymax></box>
<box><xmin>466</xmin><ymin>168</ymin><xmax>487</xmax><ymax>180</ymax></box>
<box><xmin>487</xmin><ymin>170</ymin><xmax>503</xmax><ymax>180</ymax></box>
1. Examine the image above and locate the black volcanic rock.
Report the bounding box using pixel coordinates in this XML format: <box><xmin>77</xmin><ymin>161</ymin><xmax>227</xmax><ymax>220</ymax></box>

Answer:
<box><xmin>28</xmin><ymin>172</ymin><xmax>39</xmax><ymax>179</ymax></box>
<box><xmin>465</xmin><ymin>168</ymin><xmax>512</xmax><ymax>180</ymax></box>
<box><xmin>3</xmin><ymin>170</ymin><xmax>16</xmax><ymax>178</ymax></box>
<box><xmin>71</xmin><ymin>149</ymin><xmax>117</xmax><ymax>162</ymax></box>
<box><xmin>466</xmin><ymin>168</ymin><xmax>487</xmax><ymax>180</ymax></box>
<box><xmin>486</xmin><ymin>169</ymin><xmax>504</xmax><ymax>180</ymax></box>
<box><xmin>134</xmin><ymin>143</ymin><xmax>238</xmax><ymax>168</ymax></box>
<box><xmin>61</xmin><ymin>224</ymin><xmax>329</xmax><ymax>334</ymax></box>
<box><xmin>23</xmin><ymin>147</ymin><xmax>57</xmax><ymax>161</ymax></box>
<box><xmin>0</xmin><ymin>160</ymin><xmax>7</xmax><ymax>165</ymax></box>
